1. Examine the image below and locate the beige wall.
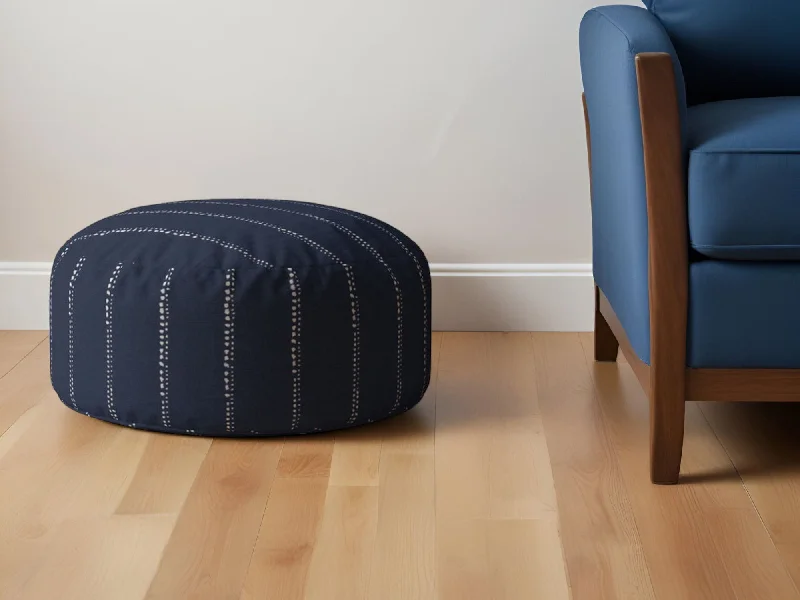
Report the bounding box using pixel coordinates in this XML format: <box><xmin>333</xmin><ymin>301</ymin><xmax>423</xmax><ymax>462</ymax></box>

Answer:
<box><xmin>0</xmin><ymin>0</ymin><xmax>637</xmax><ymax>263</ymax></box>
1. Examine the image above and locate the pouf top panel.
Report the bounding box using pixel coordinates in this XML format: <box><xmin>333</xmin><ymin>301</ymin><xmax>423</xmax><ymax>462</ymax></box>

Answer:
<box><xmin>59</xmin><ymin>199</ymin><xmax>425</xmax><ymax>273</ymax></box>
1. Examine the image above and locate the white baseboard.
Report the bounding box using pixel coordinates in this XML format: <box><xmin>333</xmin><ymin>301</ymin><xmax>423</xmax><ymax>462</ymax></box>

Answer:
<box><xmin>0</xmin><ymin>263</ymin><xmax>52</xmax><ymax>331</ymax></box>
<box><xmin>430</xmin><ymin>263</ymin><xmax>593</xmax><ymax>331</ymax></box>
<box><xmin>0</xmin><ymin>262</ymin><xmax>594</xmax><ymax>332</ymax></box>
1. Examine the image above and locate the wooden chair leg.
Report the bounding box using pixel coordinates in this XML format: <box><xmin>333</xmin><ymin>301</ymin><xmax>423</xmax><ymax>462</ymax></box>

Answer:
<box><xmin>649</xmin><ymin>383</ymin><xmax>685</xmax><ymax>484</ymax></box>
<box><xmin>594</xmin><ymin>286</ymin><xmax>619</xmax><ymax>362</ymax></box>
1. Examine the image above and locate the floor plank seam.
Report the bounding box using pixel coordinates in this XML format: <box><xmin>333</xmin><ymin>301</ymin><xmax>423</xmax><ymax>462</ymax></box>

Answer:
<box><xmin>696</xmin><ymin>404</ymin><xmax>800</xmax><ymax>599</ymax></box>
<box><xmin>575</xmin><ymin>333</ymin><xmax>659</xmax><ymax>600</ymax></box>
<box><xmin>0</xmin><ymin>336</ymin><xmax>48</xmax><ymax>381</ymax></box>
<box><xmin>239</xmin><ymin>438</ymin><xmax>287</xmax><ymax>597</ymax></box>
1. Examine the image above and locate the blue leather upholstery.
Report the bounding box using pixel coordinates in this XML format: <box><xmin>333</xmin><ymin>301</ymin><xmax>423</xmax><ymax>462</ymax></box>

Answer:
<box><xmin>688</xmin><ymin>97</ymin><xmax>800</xmax><ymax>260</ymax></box>
<box><xmin>580</xmin><ymin>5</ymin><xmax>686</xmax><ymax>365</ymax></box>
<box><xmin>643</xmin><ymin>0</ymin><xmax>800</xmax><ymax>105</ymax></box>
<box><xmin>689</xmin><ymin>261</ymin><xmax>800</xmax><ymax>368</ymax></box>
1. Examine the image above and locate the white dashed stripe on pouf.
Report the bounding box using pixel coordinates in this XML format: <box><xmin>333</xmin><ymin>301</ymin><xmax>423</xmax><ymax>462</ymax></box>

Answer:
<box><xmin>287</xmin><ymin>268</ymin><xmax>302</xmax><ymax>430</ymax></box>
<box><xmin>344</xmin><ymin>265</ymin><xmax>361</xmax><ymax>423</ymax></box>
<box><xmin>278</xmin><ymin>200</ymin><xmax>430</xmax><ymax>403</ymax></box>
<box><xmin>51</xmin><ymin>227</ymin><xmax>274</xmax><ymax>275</ymax></box>
<box><xmin>124</xmin><ymin>209</ymin><xmax>364</xmax><ymax>425</ymax></box>
<box><xmin>223</xmin><ymin>269</ymin><xmax>236</xmax><ymax>433</ymax></box>
<box><xmin>158</xmin><ymin>268</ymin><xmax>175</xmax><ymax>428</ymax></box>
<box><xmin>68</xmin><ymin>257</ymin><xmax>87</xmax><ymax>410</ymax></box>
<box><xmin>190</xmin><ymin>201</ymin><xmax>405</xmax><ymax>414</ymax></box>
<box><xmin>104</xmin><ymin>262</ymin><xmax>124</xmax><ymax>420</ymax></box>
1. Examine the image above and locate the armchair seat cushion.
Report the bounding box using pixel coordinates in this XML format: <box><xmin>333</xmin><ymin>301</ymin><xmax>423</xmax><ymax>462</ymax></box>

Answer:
<box><xmin>688</xmin><ymin>97</ymin><xmax>800</xmax><ymax>260</ymax></box>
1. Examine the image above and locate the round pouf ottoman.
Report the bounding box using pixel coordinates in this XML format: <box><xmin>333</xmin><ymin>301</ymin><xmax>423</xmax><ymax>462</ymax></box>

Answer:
<box><xmin>49</xmin><ymin>199</ymin><xmax>431</xmax><ymax>436</ymax></box>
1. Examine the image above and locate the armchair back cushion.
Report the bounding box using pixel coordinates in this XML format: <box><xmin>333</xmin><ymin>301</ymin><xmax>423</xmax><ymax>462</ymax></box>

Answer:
<box><xmin>643</xmin><ymin>0</ymin><xmax>800</xmax><ymax>105</ymax></box>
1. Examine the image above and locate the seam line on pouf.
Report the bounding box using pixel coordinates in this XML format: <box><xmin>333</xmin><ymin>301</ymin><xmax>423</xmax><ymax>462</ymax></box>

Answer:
<box><xmin>288</xmin><ymin>268</ymin><xmax>302</xmax><ymax>430</ymax></box>
<box><xmin>68</xmin><ymin>257</ymin><xmax>87</xmax><ymax>410</ymax></box>
<box><xmin>104</xmin><ymin>262</ymin><xmax>124</xmax><ymax>421</ymax></box>
<box><xmin>224</xmin><ymin>269</ymin><xmax>236</xmax><ymax>433</ymax></box>
<box><xmin>158</xmin><ymin>268</ymin><xmax>175</xmax><ymax>428</ymax></box>
<box><xmin>52</xmin><ymin>227</ymin><xmax>275</xmax><ymax>274</ymax></box>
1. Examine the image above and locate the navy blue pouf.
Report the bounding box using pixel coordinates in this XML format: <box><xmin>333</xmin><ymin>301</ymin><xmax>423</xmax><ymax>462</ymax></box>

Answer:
<box><xmin>49</xmin><ymin>199</ymin><xmax>431</xmax><ymax>436</ymax></box>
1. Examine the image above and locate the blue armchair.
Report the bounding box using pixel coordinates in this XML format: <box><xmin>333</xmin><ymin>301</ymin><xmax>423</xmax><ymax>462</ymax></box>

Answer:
<box><xmin>580</xmin><ymin>1</ymin><xmax>800</xmax><ymax>484</ymax></box>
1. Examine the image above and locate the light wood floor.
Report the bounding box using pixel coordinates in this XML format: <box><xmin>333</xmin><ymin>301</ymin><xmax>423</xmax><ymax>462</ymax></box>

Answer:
<box><xmin>1</xmin><ymin>331</ymin><xmax>800</xmax><ymax>599</ymax></box>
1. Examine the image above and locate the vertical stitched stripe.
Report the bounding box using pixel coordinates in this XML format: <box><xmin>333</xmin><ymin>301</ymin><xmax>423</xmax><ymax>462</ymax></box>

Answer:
<box><xmin>123</xmin><ymin>209</ymin><xmax>363</xmax><ymax>424</ymax></box>
<box><xmin>279</xmin><ymin>200</ymin><xmax>428</xmax><ymax>399</ymax></box>
<box><xmin>105</xmin><ymin>263</ymin><xmax>124</xmax><ymax>420</ymax></box>
<box><xmin>158</xmin><ymin>268</ymin><xmax>175</xmax><ymax>428</ymax></box>
<box><xmin>68</xmin><ymin>257</ymin><xmax>87</xmax><ymax>410</ymax></box>
<box><xmin>288</xmin><ymin>268</ymin><xmax>303</xmax><ymax>430</ymax></box>
<box><xmin>223</xmin><ymin>269</ymin><xmax>236</xmax><ymax>433</ymax></box>
<box><xmin>344</xmin><ymin>265</ymin><xmax>361</xmax><ymax>423</ymax></box>
<box><xmin>186</xmin><ymin>201</ymin><xmax>405</xmax><ymax>414</ymax></box>
<box><xmin>204</xmin><ymin>198</ymin><xmax>429</xmax><ymax>406</ymax></box>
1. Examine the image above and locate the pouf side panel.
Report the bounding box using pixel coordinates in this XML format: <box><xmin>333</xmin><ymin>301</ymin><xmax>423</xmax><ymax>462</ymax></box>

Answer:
<box><xmin>233</xmin><ymin>268</ymin><xmax>294</xmax><ymax>435</ymax></box>
<box><xmin>260</xmin><ymin>198</ymin><xmax>434</xmax><ymax>398</ymax></box>
<box><xmin>167</xmin><ymin>268</ymin><xmax>227</xmax><ymax>434</ymax></box>
<box><xmin>393</xmin><ymin>261</ymin><xmax>429</xmax><ymax>408</ymax></box>
<box><xmin>350</xmin><ymin>262</ymin><xmax>404</xmax><ymax>422</ymax></box>
<box><xmin>50</xmin><ymin>254</ymin><xmax>85</xmax><ymax>410</ymax></box>
<box><xmin>113</xmin><ymin>264</ymin><xmax>162</xmax><ymax>428</ymax></box>
<box><xmin>71</xmin><ymin>261</ymin><xmax>113</xmax><ymax>419</ymax></box>
<box><xmin>296</xmin><ymin>266</ymin><xmax>357</xmax><ymax>431</ymax></box>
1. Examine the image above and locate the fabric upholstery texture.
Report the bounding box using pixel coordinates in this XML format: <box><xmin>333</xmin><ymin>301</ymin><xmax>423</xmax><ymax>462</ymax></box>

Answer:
<box><xmin>643</xmin><ymin>0</ymin><xmax>800</xmax><ymax>106</ymax></box>
<box><xmin>580</xmin><ymin>5</ymin><xmax>685</xmax><ymax>365</ymax></box>
<box><xmin>50</xmin><ymin>199</ymin><xmax>431</xmax><ymax>436</ymax></box>
<box><xmin>689</xmin><ymin>261</ymin><xmax>800</xmax><ymax>368</ymax></box>
<box><xmin>583</xmin><ymin>4</ymin><xmax>800</xmax><ymax>368</ymax></box>
<box><xmin>688</xmin><ymin>97</ymin><xmax>800</xmax><ymax>260</ymax></box>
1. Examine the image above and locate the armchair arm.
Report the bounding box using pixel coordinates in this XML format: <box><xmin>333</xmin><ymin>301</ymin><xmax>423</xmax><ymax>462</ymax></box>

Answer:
<box><xmin>580</xmin><ymin>5</ymin><xmax>687</xmax><ymax>365</ymax></box>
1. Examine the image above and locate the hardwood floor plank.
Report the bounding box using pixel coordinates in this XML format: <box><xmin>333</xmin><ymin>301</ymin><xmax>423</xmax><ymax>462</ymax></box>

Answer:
<box><xmin>0</xmin><ymin>342</ymin><xmax>52</xmax><ymax>436</ymax></box>
<box><xmin>436</xmin><ymin>332</ymin><xmax>555</xmax><ymax>519</ymax></box>
<box><xmin>532</xmin><ymin>332</ymin><xmax>656</xmax><ymax>600</ymax></box>
<box><xmin>0</xmin><ymin>331</ymin><xmax>47</xmax><ymax>378</ymax></box>
<box><xmin>578</xmin><ymin>333</ymin><xmax>800</xmax><ymax>600</ymax></box>
<box><xmin>435</xmin><ymin>332</ymin><xmax>567</xmax><ymax>599</ymax></box>
<box><xmin>304</xmin><ymin>485</ymin><xmax>379</xmax><ymax>600</ymax></box>
<box><xmin>0</xmin><ymin>407</ymin><xmax>146</xmax><ymax>597</ymax></box>
<box><xmin>435</xmin><ymin>332</ymin><xmax>493</xmax><ymax>519</ymax></box>
<box><xmin>0</xmin><ymin>403</ymin><xmax>45</xmax><ymax>463</ymax></box>
<box><xmin>240</xmin><ymin>477</ymin><xmax>328</xmax><ymax>600</ymax></box>
<box><xmin>701</xmin><ymin>400</ymin><xmax>800</xmax><ymax>591</ymax></box>
<box><xmin>367</xmin><ymin>453</ymin><xmax>435</xmax><ymax>600</ymax></box>
<box><xmin>16</xmin><ymin>515</ymin><xmax>175</xmax><ymax>600</ymax></box>
<box><xmin>116</xmin><ymin>433</ymin><xmax>212</xmax><ymax>515</ymax></box>
<box><xmin>487</xmin><ymin>518</ymin><xmax>570</xmax><ymax>600</ymax></box>
<box><xmin>145</xmin><ymin>439</ymin><xmax>283</xmax><ymax>599</ymax></box>
<box><xmin>277</xmin><ymin>435</ymin><xmax>334</xmax><ymax>479</ymax></box>
<box><xmin>486</xmin><ymin>333</ymin><xmax>557</xmax><ymax>519</ymax></box>
<box><xmin>436</xmin><ymin>517</ymin><xmax>571</xmax><ymax>600</ymax></box>
<box><xmin>436</xmin><ymin>518</ymin><xmax>492</xmax><ymax>599</ymax></box>
<box><xmin>329</xmin><ymin>427</ymin><xmax>381</xmax><ymax>487</ymax></box>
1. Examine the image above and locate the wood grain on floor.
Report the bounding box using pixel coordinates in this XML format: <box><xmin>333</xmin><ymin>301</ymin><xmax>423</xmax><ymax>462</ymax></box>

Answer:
<box><xmin>1</xmin><ymin>331</ymin><xmax>800</xmax><ymax>599</ymax></box>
